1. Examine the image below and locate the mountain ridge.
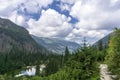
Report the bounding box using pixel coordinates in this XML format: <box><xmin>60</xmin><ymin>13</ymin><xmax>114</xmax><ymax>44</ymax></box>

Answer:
<box><xmin>0</xmin><ymin>17</ymin><xmax>46</xmax><ymax>53</ymax></box>
<box><xmin>31</xmin><ymin>35</ymin><xmax>80</xmax><ymax>53</ymax></box>
<box><xmin>93</xmin><ymin>32</ymin><xmax>114</xmax><ymax>49</ymax></box>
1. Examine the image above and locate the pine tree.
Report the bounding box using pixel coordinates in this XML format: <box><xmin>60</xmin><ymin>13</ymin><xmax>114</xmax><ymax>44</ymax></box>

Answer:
<box><xmin>65</xmin><ymin>39</ymin><xmax>99</xmax><ymax>79</ymax></box>
<box><xmin>83</xmin><ymin>37</ymin><xmax>87</xmax><ymax>48</ymax></box>
<box><xmin>65</xmin><ymin>46</ymin><xmax>70</xmax><ymax>61</ymax></box>
<box><xmin>106</xmin><ymin>29</ymin><xmax>120</xmax><ymax>78</ymax></box>
<box><xmin>98</xmin><ymin>40</ymin><xmax>103</xmax><ymax>51</ymax></box>
<box><xmin>45</xmin><ymin>59</ymin><xmax>59</xmax><ymax>76</ymax></box>
<box><xmin>36</xmin><ymin>64</ymin><xmax>40</xmax><ymax>76</ymax></box>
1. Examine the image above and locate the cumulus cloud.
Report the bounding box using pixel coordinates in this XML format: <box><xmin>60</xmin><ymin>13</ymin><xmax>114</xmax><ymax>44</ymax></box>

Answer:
<box><xmin>8</xmin><ymin>11</ymin><xmax>28</xmax><ymax>27</ymax></box>
<box><xmin>0</xmin><ymin>0</ymin><xmax>54</xmax><ymax>27</ymax></box>
<box><xmin>59</xmin><ymin>3</ymin><xmax>71</xmax><ymax>11</ymax></box>
<box><xmin>18</xmin><ymin>0</ymin><xmax>53</xmax><ymax>14</ymax></box>
<box><xmin>65</xmin><ymin>29</ymin><xmax>109</xmax><ymax>44</ymax></box>
<box><xmin>37</xmin><ymin>0</ymin><xmax>53</xmax><ymax>7</ymax></box>
<box><xmin>18</xmin><ymin>1</ymin><xmax>40</xmax><ymax>14</ymax></box>
<box><xmin>28</xmin><ymin>9</ymin><xmax>73</xmax><ymax>38</ymax></box>
<box><xmin>70</xmin><ymin>0</ymin><xmax>120</xmax><ymax>29</ymax></box>
<box><xmin>0</xmin><ymin>0</ymin><xmax>22</xmax><ymax>16</ymax></box>
<box><xmin>65</xmin><ymin>0</ymin><xmax>120</xmax><ymax>43</ymax></box>
<box><xmin>61</xmin><ymin>0</ymin><xmax>78</xmax><ymax>4</ymax></box>
<box><xmin>0</xmin><ymin>0</ymin><xmax>53</xmax><ymax>15</ymax></box>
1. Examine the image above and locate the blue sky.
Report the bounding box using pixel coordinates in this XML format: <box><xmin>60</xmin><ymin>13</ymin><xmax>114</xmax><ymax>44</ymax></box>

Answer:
<box><xmin>0</xmin><ymin>0</ymin><xmax>120</xmax><ymax>44</ymax></box>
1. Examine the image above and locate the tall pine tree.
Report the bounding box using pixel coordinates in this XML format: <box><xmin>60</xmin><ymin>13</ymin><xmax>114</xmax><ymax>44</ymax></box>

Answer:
<box><xmin>65</xmin><ymin>47</ymin><xmax>70</xmax><ymax>61</ymax></box>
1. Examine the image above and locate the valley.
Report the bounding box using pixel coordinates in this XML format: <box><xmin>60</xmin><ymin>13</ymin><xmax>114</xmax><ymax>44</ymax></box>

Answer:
<box><xmin>0</xmin><ymin>19</ymin><xmax>120</xmax><ymax>80</ymax></box>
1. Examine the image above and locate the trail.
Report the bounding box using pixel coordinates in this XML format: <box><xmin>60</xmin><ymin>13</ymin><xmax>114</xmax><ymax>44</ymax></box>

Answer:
<box><xmin>100</xmin><ymin>64</ymin><xmax>116</xmax><ymax>80</ymax></box>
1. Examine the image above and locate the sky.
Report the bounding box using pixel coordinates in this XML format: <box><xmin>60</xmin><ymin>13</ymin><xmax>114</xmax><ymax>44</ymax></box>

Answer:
<box><xmin>0</xmin><ymin>0</ymin><xmax>120</xmax><ymax>44</ymax></box>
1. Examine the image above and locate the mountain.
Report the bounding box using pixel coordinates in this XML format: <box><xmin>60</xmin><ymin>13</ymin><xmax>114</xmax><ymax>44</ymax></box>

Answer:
<box><xmin>93</xmin><ymin>32</ymin><xmax>114</xmax><ymax>49</ymax></box>
<box><xmin>0</xmin><ymin>18</ymin><xmax>46</xmax><ymax>53</ymax></box>
<box><xmin>31</xmin><ymin>35</ymin><xmax>80</xmax><ymax>53</ymax></box>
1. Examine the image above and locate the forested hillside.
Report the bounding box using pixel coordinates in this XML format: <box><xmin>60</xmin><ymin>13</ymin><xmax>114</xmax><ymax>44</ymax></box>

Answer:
<box><xmin>1</xmin><ymin>39</ymin><xmax>101</xmax><ymax>80</ymax></box>
<box><xmin>0</xmin><ymin>18</ymin><xmax>46</xmax><ymax>53</ymax></box>
<box><xmin>94</xmin><ymin>32</ymin><xmax>114</xmax><ymax>50</ymax></box>
<box><xmin>0</xmin><ymin>18</ymin><xmax>52</xmax><ymax>76</ymax></box>
<box><xmin>106</xmin><ymin>29</ymin><xmax>120</xmax><ymax>79</ymax></box>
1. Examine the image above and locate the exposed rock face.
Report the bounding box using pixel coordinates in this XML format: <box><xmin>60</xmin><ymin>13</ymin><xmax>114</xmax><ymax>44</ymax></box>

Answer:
<box><xmin>0</xmin><ymin>18</ymin><xmax>45</xmax><ymax>53</ymax></box>
<box><xmin>32</xmin><ymin>35</ymin><xmax>80</xmax><ymax>53</ymax></box>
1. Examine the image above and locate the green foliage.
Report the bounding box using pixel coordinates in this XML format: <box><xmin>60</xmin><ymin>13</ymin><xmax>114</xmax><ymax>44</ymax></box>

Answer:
<box><xmin>36</xmin><ymin>64</ymin><xmax>40</xmax><ymax>76</ymax></box>
<box><xmin>106</xmin><ymin>29</ymin><xmax>120</xmax><ymax>79</ymax></box>
<box><xmin>98</xmin><ymin>40</ymin><xmax>103</xmax><ymax>51</ymax></box>
<box><xmin>0</xmin><ymin>35</ymin><xmax>103</xmax><ymax>80</ymax></box>
<box><xmin>45</xmin><ymin>58</ymin><xmax>59</xmax><ymax>76</ymax></box>
<box><xmin>96</xmin><ymin>50</ymin><xmax>107</xmax><ymax>62</ymax></box>
<box><xmin>64</xmin><ymin>46</ymin><xmax>99</xmax><ymax>80</ymax></box>
<box><xmin>64</xmin><ymin>46</ymin><xmax>70</xmax><ymax>61</ymax></box>
<box><xmin>0</xmin><ymin>47</ymin><xmax>58</xmax><ymax>75</ymax></box>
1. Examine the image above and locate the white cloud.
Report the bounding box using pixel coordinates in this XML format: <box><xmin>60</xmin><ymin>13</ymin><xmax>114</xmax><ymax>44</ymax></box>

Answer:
<box><xmin>0</xmin><ymin>0</ymin><xmax>53</xmax><ymax>17</ymax></box>
<box><xmin>18</xmin><ymin>0</ymin><xmax>53</xmax><ymax>14</ymax></box>
<box><xmin>37</xmin><ymin>0</ymin><xmax>53</xmax><ymax>7</ymax></box>
<box><xmin>70</xmin><ymin>0</ymin><xmax>120</xmax><ymax>29</ymax></box>
<box><xmin>0</xmin><ymin>0</ymin><xmax>53</xmax><ymax>27</ymax></box>
<box><xmin>110</xmin><ymin>0</ymin><xmax>119</xmax><ymax>6</ymax></box>
<box><xmin>0</xmin><ymin>0</ymin><xmax>23</xmax><ymax>16</ymax></box>
<box><xmin>65</xmin><ymin>28</ymin><xmax>109</xmax><ymax>44</ymax></box>
<box><xmin>59</xmin><ymin>3</ymin><xmax>70</xmax><ymax>11</ymax></box>
<box><xmin>8</xmin><ymin>11</ymin><xmax>27</xmax><ymax>26</ymax></box>
<box><xmin>19</xmin><ymin>1</ymin><xmax>40</xmax><ymax>14</ymax></box>
<box><xmin>28</xmin><ymin>9</ymin><xmax>73</xmax><ymax>37</ymax></box>
<box><xmin>61</xmin><ymin>0</ymin><xmax>78</xmax><ymax>4</ymax></box>
<box><xmin>67</xmin><ymin>0</ymin><xmax>120</xmax><ymax>43</ymax></box>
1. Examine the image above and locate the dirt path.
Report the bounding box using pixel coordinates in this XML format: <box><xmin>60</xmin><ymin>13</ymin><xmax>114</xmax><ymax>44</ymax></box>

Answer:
<box><xmin>100</xmin><ymin>64</ymin><xmax>113</xmax><ymax>80</ymax></box>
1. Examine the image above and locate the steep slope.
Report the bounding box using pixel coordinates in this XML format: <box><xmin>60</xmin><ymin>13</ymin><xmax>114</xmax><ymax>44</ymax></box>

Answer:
<box><xmin>0</xmin><ymin>18</ymin><xmax>45</xmax><ymax>53</ymax></box>
<box><xmin>32</xmin><ymin>35</ymin><xmax>80</xmax><ymax>53</ymax></box>
<box><xmin>94</xmin><ymin>32</ymin><xmax>114</xmax><ymax>48</ymax></box>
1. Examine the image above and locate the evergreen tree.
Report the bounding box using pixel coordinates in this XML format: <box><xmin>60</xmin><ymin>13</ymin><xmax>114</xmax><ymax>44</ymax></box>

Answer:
<box><xmin>64</xmin><ymin>38</ymin><xmax>99</xmax><ymax>80</ymax></box>
<box><xmin>36</xmin><ymin>64</ymin><xmax>40</xmax><ymax>76</ymax></box>
<box><xmin>64</xmin><ymin>46</ymin><xmax>70</xmax><ymax>61</ymax></box>
<box><xmin>45</xmin><ymin>59</ymin><xmax>59</xmax><ymax>76</ymax></box>
<box><xmin>83</xmin><ymin>37</ymin><xmax>87</xmax><ymax>48</ymax></box>
<box><xmin>106</xmin><ymin>29</ymin><xmax>120</xmax><ymax>78</ymax></box>
<box><xmin>98</xmin><ymin>40</ymin><xmax>103</xmax><ymax>51</ymax></box>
